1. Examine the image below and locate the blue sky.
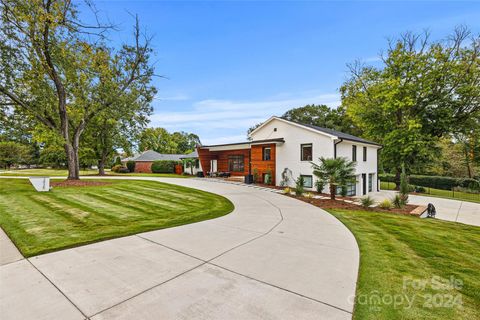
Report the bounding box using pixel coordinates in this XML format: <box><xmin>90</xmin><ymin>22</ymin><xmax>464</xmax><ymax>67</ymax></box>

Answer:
<box><xmin>84</xmin><ymin>1</ymin><xmax>480</xmax><ymax>145</ymax></box>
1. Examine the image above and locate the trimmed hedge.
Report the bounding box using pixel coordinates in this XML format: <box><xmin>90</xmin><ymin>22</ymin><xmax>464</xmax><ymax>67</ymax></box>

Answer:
<box><xmin>151</xmin><ymin>160</ymin><xmax>179</xmax><ymax>173</ymax></box>
<box><xmin>379</xmin><ymin>174</ymin><xmax>480</xmax><ymax>191</ymax></box>
<box><xmin>126</xmin><ymin>160</ymin><xmax>136</xmax><ymax>173</ymax></box>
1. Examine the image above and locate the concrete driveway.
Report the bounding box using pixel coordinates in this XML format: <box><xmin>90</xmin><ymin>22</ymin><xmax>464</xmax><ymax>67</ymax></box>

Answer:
<box><xmin>368</xmin><ymin>190</ymin><xmax>480</xmax><ymax>227</ymax></box>
<box><xmin>0</xmin><ymin>178</ymin><xmax>359</xmax><ymax>320</ymax></box>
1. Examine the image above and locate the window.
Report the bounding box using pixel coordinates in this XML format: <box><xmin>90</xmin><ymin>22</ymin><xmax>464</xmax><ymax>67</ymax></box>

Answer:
<box><xmin>301</xmin><ymin>144</ymin><xmax>313</xmax><ymax>161</ymax></box>
<box><xmin>301</xmin><ymin>175</ymin><xmax>313</xmax><ymax>188</ymax></box>
<box><xmin>363</xmin><ymin>147</ymin><xmax>367</xmax><ymax>162</ymax></box>
<box><xmin>352</xmin><ymin>145</ymin><xmax>357</xmax><ymax>161</ymax></box>
<box><xmin>368</xmin><ymin>173</ymin><xmax>374</xmax><ymax>192</ymax></box>
<box><xmin>336</xmin><ymin>181</ymin><xmax>357</xmax><ymax>196</ymax></box>
<box><xmin>263</xmin><ymin>147</ymin><xmax>271</xmax><ymax>161</ymax></box>
<box><xmin>228</xmin><ymin>155</ymin><xmax>244</xmax><ymax>172</ymax></box>
<box><xmin>195</xmin><ymin>159</ymin><xmax>200</xmax><ymax>169</ymax></box>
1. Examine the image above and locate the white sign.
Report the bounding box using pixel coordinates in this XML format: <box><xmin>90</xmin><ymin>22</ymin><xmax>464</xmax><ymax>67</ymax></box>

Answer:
<box><xmin>29</xmin><ymin>177</ymin><xmax>50</xmax><ymax>192</ymax></box>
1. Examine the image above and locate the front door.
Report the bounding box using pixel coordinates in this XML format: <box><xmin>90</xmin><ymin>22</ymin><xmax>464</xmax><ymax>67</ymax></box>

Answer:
<box><xmin>210</xmin><ymin>159</ymin><xmax>217</xmax><ymax>173</ymax></box>
<box><xmin>362</xmin><ymin>173</ymin><xmax>367</xmax><ymax>195</ymax></box>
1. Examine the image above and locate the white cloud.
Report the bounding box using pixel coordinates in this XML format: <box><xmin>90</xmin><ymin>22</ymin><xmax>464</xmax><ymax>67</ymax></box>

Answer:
<box><xmin>154</xmin><ymin>93</ymin><xmax>190</xmax><ymax>101</ymax></box>
<box><xmin>149</xmin><ymin>91</ymin><xmax>341</xmax><ymax>144</ymax></box>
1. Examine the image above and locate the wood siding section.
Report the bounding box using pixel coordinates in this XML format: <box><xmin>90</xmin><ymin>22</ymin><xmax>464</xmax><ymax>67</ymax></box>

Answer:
<box><xmin>250</xmin><ymin>144</ymin><xmax>276</xmax><ymax>184</ymax></box>
<box><xmin>197</xmin><ymin>147</ymin><xmax>250</xmax><ymax>176</ymax></box>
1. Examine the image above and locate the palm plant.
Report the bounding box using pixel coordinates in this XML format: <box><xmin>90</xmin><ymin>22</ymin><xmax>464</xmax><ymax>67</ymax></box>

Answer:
<box><xmin>312</xmin><ymin>157</ymin><xmax>357</xmax><ymax>200</ymax></box>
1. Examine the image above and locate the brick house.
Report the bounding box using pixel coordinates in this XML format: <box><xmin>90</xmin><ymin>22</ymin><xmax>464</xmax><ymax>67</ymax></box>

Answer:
<box><xmin>122</xmin><ymin>150</ymin><xmax>185</xmax><ymax>173</ymax></box>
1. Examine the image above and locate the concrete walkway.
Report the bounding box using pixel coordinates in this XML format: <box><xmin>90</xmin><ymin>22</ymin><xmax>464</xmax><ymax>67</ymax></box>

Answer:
<box><xmin>0</xmin><ymin>177</ymin><xmax>359</xmax><ymax>320</ymax></box>
<box><xmin>368</xmin><ymin>190</ymin><xmax>480</xmax><ymax>227</ymax></box>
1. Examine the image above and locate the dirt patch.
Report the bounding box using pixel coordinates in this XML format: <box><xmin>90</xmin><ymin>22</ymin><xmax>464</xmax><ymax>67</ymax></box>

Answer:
<box><xmin>289</xmin><ymin>195</ymin><xmax>421</xmax><ymax>216</ymax></box>
<box><xmin>50</xmin><ymin>180</ymin><xmax>112</xmax><ymax>188</ymax></box>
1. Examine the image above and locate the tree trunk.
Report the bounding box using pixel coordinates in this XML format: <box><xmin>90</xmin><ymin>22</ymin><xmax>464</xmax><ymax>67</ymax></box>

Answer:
<box><xmin>64</xmin><ymin>143</ymin><xmax>78</xmax><ymax>180</ymax></box>
<box><xmin>394</xmin><ymin>167</ymin><xmax>401</xmax><ymax>190</ymax></box>
<box><xmin>98</xmin><ymin>158</ymin><xmax>106</xmax><ymax>175</ymax></box>
<box><xmin>330</xmin><ymin>183</ymin><xmax>336</xmax><ymax>200</ymax></box>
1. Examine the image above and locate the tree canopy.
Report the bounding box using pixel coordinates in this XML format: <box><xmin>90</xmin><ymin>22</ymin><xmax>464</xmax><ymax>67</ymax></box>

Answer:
<box><xmin>341</xmin><ymin>27</ymin><xmax>480</xmax><ymax>182</ymax></box>
<box><xmin>138</xmin><ymin>128</ymin><xmax>201</xmax><ymax>154</ymax></box>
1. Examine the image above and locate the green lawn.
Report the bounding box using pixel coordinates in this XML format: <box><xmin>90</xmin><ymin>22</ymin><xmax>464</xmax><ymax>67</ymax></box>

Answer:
<box><xmin>0</xmin><ymin>179</ymin><xmax>233</xmax><ymax>257</ymax></box>
<box><xmin>0</xmin><ymin>168</ymin><xmax>188</xmax><ymax>178</ymax></box>
<box><xmin>329</xmin><ymin>209</ymin><xmax>480</xmax><ymax>320</ymax></box>
<box><xmin>380</xmin><ymin>181</ymin><xmax>480</xmax><ymax>204</ymax></box>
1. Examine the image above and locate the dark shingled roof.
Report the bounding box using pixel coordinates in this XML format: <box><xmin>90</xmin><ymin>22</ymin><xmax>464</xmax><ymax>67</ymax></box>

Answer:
<box><xmin>132</xmin><ymin>150</ymin><xmax>185</xmax><ymax>162</ymax></box>
<box><xmin>292</xmin><ymin>121</ymin><xmax>382</xmax><ymax>146</ymax></box>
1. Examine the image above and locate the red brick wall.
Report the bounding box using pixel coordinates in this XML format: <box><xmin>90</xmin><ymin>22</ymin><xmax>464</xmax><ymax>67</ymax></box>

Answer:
<box><xmin>135</xmin><ymin>161</ymin><xmax>153</xmax><ymax>173</ymax></box>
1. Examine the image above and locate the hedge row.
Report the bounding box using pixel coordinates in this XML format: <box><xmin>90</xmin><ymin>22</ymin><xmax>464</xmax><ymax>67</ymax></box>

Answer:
<box><xmin>379</xmin><ymin>174</ymin><xmax>480</xmax><ymax>191</ymax></box>
<box><xmin>151</xmin><ymin>160</ymin><xmax>180</xmax><ymax>173</ymax></box>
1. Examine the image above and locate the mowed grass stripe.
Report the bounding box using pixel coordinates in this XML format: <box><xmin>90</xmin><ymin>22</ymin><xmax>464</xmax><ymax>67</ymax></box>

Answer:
<box><xmin>113</xmin><ymin>186</ymin><xmax>208</xmax><ymax>209</ymax></box>
<box><xmin>105</xmin><ymin>188</ymin><xmax>191</xmax><ymax>212</ymax></box>
<box><xmin>51</xmin><ymin>193</ymin><xmax>124</xmax><ymax>224</ymax></box>
<box><xmin>0</xmin><ymin>178</ymin><xmax>234</xmax><ymax>257</ymax></box>
<box><xmin>119</xmin><ymin>184</ymin><xmax>209</xmax><ymax>205</ymax></box>
<box><xmin>29</xmin><ymin>194</ymin><xmax>88</xmax><ymax>225</ymax></box>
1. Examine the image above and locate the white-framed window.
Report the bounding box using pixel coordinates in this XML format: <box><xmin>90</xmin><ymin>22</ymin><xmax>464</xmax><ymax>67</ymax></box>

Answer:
<box><xmin>301</xmin><ymin>144</ymin><xmax>313</xmax><ymax>161</ymax></box>
<box><xmin>263</xmin><ymin>147</ymin><xmax>271</xmax><ymax>161</ymax></box>
<box><xmin>301</xmin><ymin>175</ymin><xmax>313</xmax><ymax>188</ymax></box>
<box><xmin>368</xmin><ymin>173</ymin><xmax>374</xmax><ymax>192</ymax></box>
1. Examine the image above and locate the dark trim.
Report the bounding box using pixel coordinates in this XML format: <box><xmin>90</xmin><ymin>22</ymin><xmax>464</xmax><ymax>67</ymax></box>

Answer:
<box><xmin>300</xmin><ymin>143</ymin><xmax>313</xmax><ymax>161</ymax></box>
<box><xmin>334</xmin><ymin>138</ymin><xmax>343</xmax><ymax>159</ymax></box>
<box><xmin>201</xmin><ymin>138</ymin><xmax>284</xmax><ymax>148</ymax></box>
<box><xmin>301</xmin><ymin>175</ymin><xmax>313</xmax><ymax>188</ymax></box>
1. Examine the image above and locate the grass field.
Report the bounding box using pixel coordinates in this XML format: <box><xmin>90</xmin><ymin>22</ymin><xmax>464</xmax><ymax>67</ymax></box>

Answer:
<box><xmin>329</xmin><ymin>209</ymin><xmax>480</xmax><ymax>320</ymax></box>
<box><xmin>380</xmin><ymin>181</ymin><xmax>480</xmax><ymax>204</ymax></box>
<box><xmin>0</xmin><ymin>168</ymin><xmax>188</xmax><ymax>178</ymax></box>
<box><xmin>0</xmin><ymin>179</ymin><xmax>233</xmax><ymax>257</ymax></box>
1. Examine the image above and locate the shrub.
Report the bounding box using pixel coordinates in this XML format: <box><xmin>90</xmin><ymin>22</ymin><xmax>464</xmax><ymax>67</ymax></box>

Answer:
<box><xmin>264</xmin><ymin>169</ymin><xmax>273</xmax><ymax>185</ymax></box>
<box><xmin>295</xmin><ymin>176</ymin><xmax>305</xmax><ymax>196</ymax></box>
<box><xmin>378</xmin><ymin>199</ymin><xmax>392</xmax><ymax>210</ymax></box>
<box><xmin>126</xmin><ymin>160</ymin><xmax>136</xmax><ymax>173</ymax></box>
<box><xmin>414</xmin><ymin>186</ymin><xmax>426</xmax><ymax>193</ymax></box>
<box><xmin>253</xmin><ymin>168</ymin><xmax>260</xmax><ymax>183</ymax></box>
<box><xmin>392</xmin><ymin>194</ymin><xmax>406</xmax><ymax>209</ymax></box>
<box><xmin>304</xmin><ymin>192</ymin><xmax>314</xmax><ymax>199</ymax></box>
<box><xmin>283</xmin><ymin>187</ymin><xmax>291</xmax><ymax>194</ymax></box>
<box><xmin>111</xmin><ymin>164</ymin><xmax>123</xmax><ymax>173</ymax></box>
<box><xmin>117</xmin><ymin>166</ymin><xmax>130</xmax><ymax>173</ymax></box>
<box><xmin>399</xmin><ymin>164</ymin><xmax>409</xmax><ymax>204</ymax></box>
<box><xmin>151</xmin><ymin>160</ymin><xmax>178</xmax><ymax>173</ymax></box>
<box><xmin>340</xmin><ymin>184</ymin><xmax>348</xmax><ymax>197</ymax></box>
<box><xmin>315</xmin><ymin>179</ymin><xmax>325</xmax><ymax>193</ymax></box>
<box><xmin>379</xmin><ymin>173</ymin><xmax>478</xmax><ymax>191</ymax></box>
<box><xmin>360</xmin><ymin>196</ymin><xmax>375</xmax><ymax>209</ymax></box>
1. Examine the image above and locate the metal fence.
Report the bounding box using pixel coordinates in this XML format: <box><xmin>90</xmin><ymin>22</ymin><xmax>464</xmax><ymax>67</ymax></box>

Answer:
<box><xmin>380</xmin><ymin>180</ymin><xmax>480</xmax><ymax>203</ymax></box>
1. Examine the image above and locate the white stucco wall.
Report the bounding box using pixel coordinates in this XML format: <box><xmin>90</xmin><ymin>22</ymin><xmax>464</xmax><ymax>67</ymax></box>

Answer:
<box><xmin>250</xmin><ymin>117</ymin><xmax>380</xmax><ymax>196</ymax></box>
<box><xmin>183</xmin><ymin>160</ymin><xmax>202</xmax><ymax>175</ymax></box>
<box><xmin>250</xmin><ymin>118</ymin><xmax>335</xmax><ymax>190</ymax></box>
<box><xmin>336</xmin><ymin>141</ymin><xmax>379</xmax><ymax>195</ymax></box>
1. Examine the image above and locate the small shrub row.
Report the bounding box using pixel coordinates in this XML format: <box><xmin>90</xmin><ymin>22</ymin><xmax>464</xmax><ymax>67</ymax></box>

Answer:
<box><xmin>379</xmin><ymin>174</ymin><xmax>480</xmax><ymax>191</ymax></box>
<box><xmin>151</xmin><ymin>160</ymin><xmax>180</xmax><ymax>173</ymax></box>
<box><xmin>111</xmin><ymin>164</ymin><xmax>129</xmax><ymax>173</ymax></box>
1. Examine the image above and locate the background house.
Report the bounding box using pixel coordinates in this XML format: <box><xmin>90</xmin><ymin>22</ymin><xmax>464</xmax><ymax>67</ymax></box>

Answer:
<box><xmin>122</xmin><ymin>150</ymin><xmax>185</xmax><ymax>173</ymax></box>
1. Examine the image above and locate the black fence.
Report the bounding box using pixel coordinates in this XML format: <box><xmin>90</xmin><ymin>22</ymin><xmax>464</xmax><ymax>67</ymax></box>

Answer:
<box><xmin>380</xmin><ymin>180</ymin><xmax>480</xmax><ymax>203</ymax></box>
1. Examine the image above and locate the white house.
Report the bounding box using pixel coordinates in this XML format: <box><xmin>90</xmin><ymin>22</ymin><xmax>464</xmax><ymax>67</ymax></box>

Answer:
<box><xmin>197</xmin><ymin>116</ymin><xmax>381</xmax><ymax>196</ymax></box>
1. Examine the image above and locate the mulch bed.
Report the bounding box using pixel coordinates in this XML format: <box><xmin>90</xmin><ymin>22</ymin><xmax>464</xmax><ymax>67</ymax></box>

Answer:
<box><xmin>50</xmin><ymin>180</ymin><xmax>112</xmax><ymax>188</ymax></box>
<box><xmin>287</xmin><ymin>194</ymin><xmax>420</xmax><ymax>215</ymax></box>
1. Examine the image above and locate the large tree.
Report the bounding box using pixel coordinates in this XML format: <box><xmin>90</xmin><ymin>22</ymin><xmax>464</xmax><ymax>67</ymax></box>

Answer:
<box><xmin>0</xmin><ymin>0</ymin><xmax>155</xmax><ymax>179</ymax></box>
<box><xmin>138</xmin><ymin>128</ymin><xmax>200</xmax><ymax>154</ymax></box>
<box><xmin>341</xmin><ymin>27</ymin><xmax>480</xmax><ymax>185</ymax></box>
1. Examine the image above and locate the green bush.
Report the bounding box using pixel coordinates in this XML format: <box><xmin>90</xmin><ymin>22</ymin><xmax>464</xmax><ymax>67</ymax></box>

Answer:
<box><xmin>111</xmin><ymin>164</ymin><xmax>123</xmax><ymax>173</ymax></box>
<box><xmin>295</xmin><ymin>176</ymin><xmax>305</xmax><ymax>196</ymax></box>
<box><xmin>151</xmin><ymin>160</ymin><xmax>178</xmax><ymax>173</ymax></box>
<box><xmin>360</xmin><ymin>196</ymin><xmax>375</xmax><ymax>209</ymax></box>
<box><xmin>392</xmin><ymin>194</ymin><xmax>403</xmax><ymax>209</ymax></box>
<box><xmin>315</xmin><ymin>179</ymin><xmax>324</xmax><ymax>193</ymax></box>
<box><xmin>378</xmin><ymin>199</ymin><xmax>392</xmax><ymax>210</ymax></box>
<box><xmin>379</xmin><ymin>173</ymin><xmax>478</xmax><ymax>191</ymax></box>
<box><xmin>126</xmin><ymin>160</ymin><xmax>136</xmax><ymax>173</ymax></box>
<box><xmin>118</xmin><ymin>167</ymin><xmax>130</xmax><ymax>173</ymax></box>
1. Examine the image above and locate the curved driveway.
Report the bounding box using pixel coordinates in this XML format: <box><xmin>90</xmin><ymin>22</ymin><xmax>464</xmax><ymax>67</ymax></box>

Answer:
<box><xmin>1</xmin><ymin>178</ymin><xmax>359</xmax><ymax>320</ymax></box>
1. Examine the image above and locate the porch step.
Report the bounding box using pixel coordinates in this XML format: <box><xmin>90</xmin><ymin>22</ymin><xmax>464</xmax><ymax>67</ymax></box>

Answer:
<box><xmin>225</xmin><ymin>176</ymin><xmax>244</xmax><ymax>182</ymax></box>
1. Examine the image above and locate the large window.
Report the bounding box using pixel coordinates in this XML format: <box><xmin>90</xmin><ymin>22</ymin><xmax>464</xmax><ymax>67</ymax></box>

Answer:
<box><xmin>263</xmin><ymin>147</ymin><xmax>271</xmax><ymax>161</ymax></box>
<box><xmin>301</xmin><ymin>175</ymin><xmax>313</xmax><ymax>188</ymax></box>
<box><xmin>228</xmin><ymin>155</ymin><xmax>244</xmax><ymax>172</ymax></box>
<box><xmin>301</xmin><ymin>144</ymin><xmax>313</xmax><ymax>161</ymax></box>
<box><xmin>363</xmin><ymin>147</ymin><xmax>367</xmax><ymax>162</ymax></box>
<box><xmin>337</xmin><ymin>181</ymin><xmax>357</xmax><ymax>196</ymax></box>
<box><xmin>352</xmin><ymin>145</ymin><xmax>357</xmax><ymax>162</ymax></box>
<box><xmin>368</xmin><ymin>173</ymin><xmax>374</xmax><ymax>192</ymax></box>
